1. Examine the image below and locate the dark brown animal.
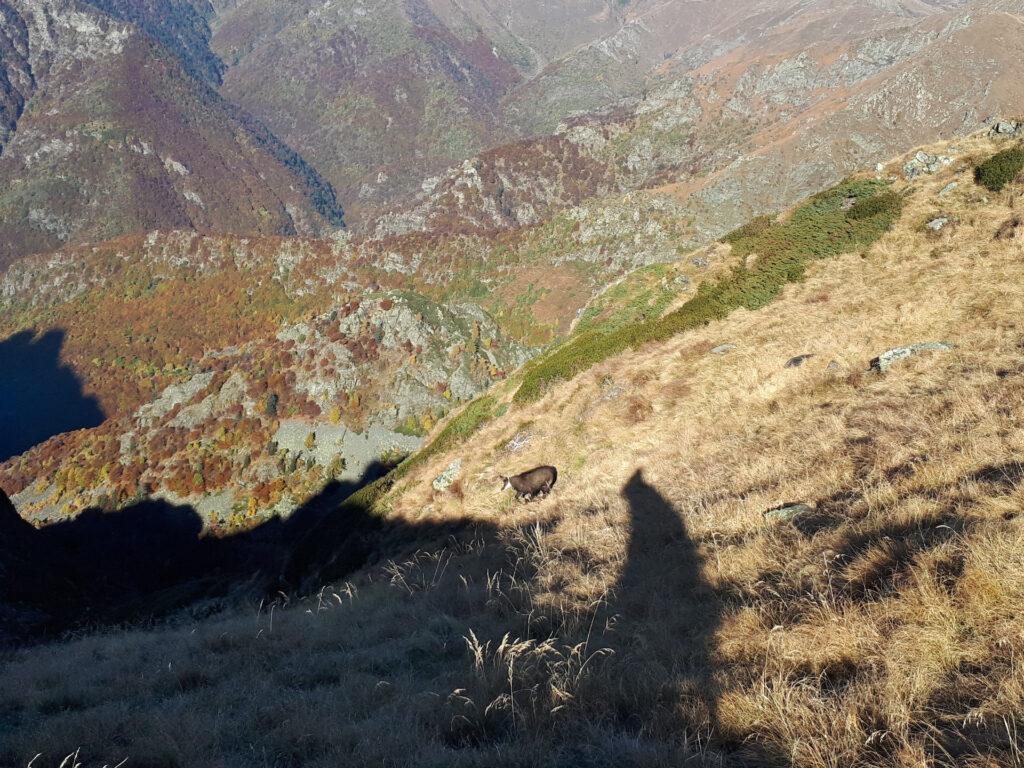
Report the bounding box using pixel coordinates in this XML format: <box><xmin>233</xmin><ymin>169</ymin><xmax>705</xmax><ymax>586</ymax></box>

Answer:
<box><xmin>500</xmin><ymin>465</ymin><xmax>558</xmax><ymax>502</ymax></box>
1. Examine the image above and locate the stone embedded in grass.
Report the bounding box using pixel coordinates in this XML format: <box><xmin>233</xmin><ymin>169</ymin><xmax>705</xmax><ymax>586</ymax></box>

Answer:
<box><xmin>503</xmin><ymin>431</ymin><xmax>534</xmax><ymax>453</ymax></box>
<box><xmin>870</xmin><ymin>342</ymin><xmax>955</xmax><ymax>373</ymax></box>
<box><xmin>764</xmin><ymin>503</ymin><xmax>814</xmax><ymax>523</ymax></box>
<box><xmin>904</xmin><ymin>151</ymin><xmax>953</xmax><ymax>180</ymax></box>
<box><xmin>926</xmin><ymin>217</ymin><xmax>950</xmax><ymax>232</ymax></box>
<box><xmin>432</xmin><ymin>459</ymin><xmax>463</xmax><ymax>491</ymax></box>
<box><xmin>785</xmin><ymin>354</ymin><xmax>814</xmax><ymax>368</ymax></box>
<box><xmin>711</xmin><ymin>344</ymin><xmax>736</xmax><ymax>355</ymax></box>
<box><xmin>939</xmin><ymin>182</ymin><xmax>959</xmax><ymax>197</ymax></box>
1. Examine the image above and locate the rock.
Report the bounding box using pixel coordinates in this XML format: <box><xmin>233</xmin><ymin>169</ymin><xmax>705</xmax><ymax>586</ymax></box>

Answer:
<box><xmin>827</xmin><ymin>360</ymin><xmax>841</xmax><ymax>372</ymax></box>
<box><xmin>992</xmin><ymin>120</ymin><xmax>1022</xmax><ymax>136</ymax></box>
<box><xmin>904</xmin><ymin>151</ymin><xmax>953</xmax><ymax>180</ymax></box>
<box><xmin>926</xmin><ymin>217</ymin><xmax>949</xmax><ymax>232</ymax></box>
<box><xmin>939</xmin><ymin>182</ymin><xmax>958</xmax><ymax>197</ymax></box>
<box><xmin>870</xmin><ymin>342</ymin><xmax>955</xmax><ymax>373</ymax></box>
<box><xmin>432</xmin><ymin>459</ymin><xmax>463</xmax><ymax>492</ymax></box>
<box><xmin>691</xmin><ymin>256</ymin><xmax>709</xmax><ymax>268</ymax></box>
<box><xmin>597</xmin><ymin>375</ymin><xmax>625</xmax><ymax>402</ymax></box>
<box><xmin>785</xmin><ymin>354</ymin><xmax>814</xmax><ymax>368</ymax></box>
<box><xmin>711</xmin><ymin>344</ymin><xmax>736</xmax><ymax>355</ymax></box>
<box><xmin>503</xmin><ymin>431</ymin><xmax>534</xmax><ymax>453</ymax></box>
<box><xmin>764</xmin><ymin>503</ymin><xmax>813</xmax><ymax>523</ymax></box>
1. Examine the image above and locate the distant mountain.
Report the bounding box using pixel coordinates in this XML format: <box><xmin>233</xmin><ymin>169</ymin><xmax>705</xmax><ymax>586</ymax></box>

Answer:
<box><xmin>0</xmin><ymin>0</ymin><xmax>343</xmax><ymax>268</ymax></box>
<box><xmin>81</xmin><ymin>0</ymin><xmax>224</xmax><ymax>84</ymax></box>
<box><xmin>369</xmin><ymin>2</ymin><xmax>1024</xmax><ymax>244</ymax></box>
<box><xmin>203</xmin><ymin>0</ymin><xmax>975</xmax><ymax>227</ymax></box>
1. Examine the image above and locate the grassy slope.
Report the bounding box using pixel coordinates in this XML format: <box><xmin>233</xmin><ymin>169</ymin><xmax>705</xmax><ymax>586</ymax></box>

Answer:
<box><xmin>7</xmin><ymin>133</ymin><xmax>1024</xmax><ymax>766</ymax></box>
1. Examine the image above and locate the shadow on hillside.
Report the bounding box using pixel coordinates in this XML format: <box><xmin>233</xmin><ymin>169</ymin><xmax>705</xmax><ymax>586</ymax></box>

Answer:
<box><xmin>610</xmin><ymin>470</ymin><xmax>791</xmax><ymax>766</ymax></box>
<box><xmin>0</xmin><ymin>329</ymin><xmax>106</xmax><ymax>462</ymax></box>
<box><xmin>0</xmin><ymin>460</ymin><xmax>481</xmax><ymax>643</ymax></box>
<box><xmin>0</xmin><ymin>466</ymin><xmax>805</xmax><ymax>761</ymax></box>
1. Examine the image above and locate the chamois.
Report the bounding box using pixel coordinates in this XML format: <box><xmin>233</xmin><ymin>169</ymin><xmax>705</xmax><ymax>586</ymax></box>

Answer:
<box><xmin>500</xmin><ymin>465</ymin><xmax>558</xmax><ymax>502</ymax></box>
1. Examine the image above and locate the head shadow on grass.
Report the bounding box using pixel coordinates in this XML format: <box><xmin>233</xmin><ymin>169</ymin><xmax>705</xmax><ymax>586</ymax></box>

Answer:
<box><xmin>602</xmin><ymin>469</ymin><xmax>792</xmax><ymax>766</ymax></box>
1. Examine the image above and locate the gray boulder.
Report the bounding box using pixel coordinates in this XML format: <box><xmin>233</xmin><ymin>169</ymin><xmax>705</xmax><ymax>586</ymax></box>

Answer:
<box><xmin>432</xmin><ymin>459</ymin><xmax>463</xmax><ymax>492</ymax></box>
<box><xmin>764</xmin><ymin>503</ymin><xmax>813</xmax><ymax>523</ymax></box>
<box><xmin>991</xmin><ymin>120</ymin><xmax>1022</xmax><ymax>136</ymax></box>
<box><xmin>870</xmin><ymin>342</ymin><xmax>955</xmax><ymax>373</ymax></box>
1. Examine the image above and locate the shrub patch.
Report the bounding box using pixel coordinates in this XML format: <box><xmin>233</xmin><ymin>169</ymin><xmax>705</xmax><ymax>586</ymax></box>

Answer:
<box><xmin>513</xmin><ymin>179</ymin><xmax>903</xmax><ymax>403</ymax></box>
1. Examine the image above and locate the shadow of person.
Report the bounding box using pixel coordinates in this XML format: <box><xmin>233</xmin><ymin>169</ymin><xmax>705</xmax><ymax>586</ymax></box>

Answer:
<box><xmin>612</xmin><ymin>470</ymin><xmax>795</xmax><ymax>766</ymax></box>
<box><xmin>611</xmin><ymin>469</ymin><xmax>723</xmax><ymax>749</ymax></box>
<box><xmin>0</xmin><ymin>329</ymin><xmax>105</xmax><ymax>462</ymax></box>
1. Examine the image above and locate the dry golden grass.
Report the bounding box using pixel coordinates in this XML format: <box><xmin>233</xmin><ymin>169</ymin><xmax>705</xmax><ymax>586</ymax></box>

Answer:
<box><xmin>6</xmin><ymin>133</ymin><xmax>1024</xmax><ymax>767</ymax></box>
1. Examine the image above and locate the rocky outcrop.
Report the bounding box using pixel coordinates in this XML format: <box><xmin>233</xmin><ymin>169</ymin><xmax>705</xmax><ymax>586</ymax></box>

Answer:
<box><xmin>990</xmin><ymin>119</ymin><xmax>1023</xmax><ymax>137</ymax></box>
<box><xmin>904</xmin><ymin>151</ymin><xmax>954</xmax><ymax>180</ymax></box>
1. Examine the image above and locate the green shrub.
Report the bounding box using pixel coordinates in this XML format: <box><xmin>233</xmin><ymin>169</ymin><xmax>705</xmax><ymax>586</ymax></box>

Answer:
<box><xmin>975</xmin><ymin>147</ymin><xmax>1024</xmax><ymax>192</ymax></box>
<box><xmin>847</xmin><ymin>192</ymin><xmax>902</xmax><ymax>221</ymax></box>
<box><xmin>513</xmin><ymin>179</ymin><xmax>903</xmax><ymax>404</ymax></box>
<box><xmin>722</xmin><ymin>215</ymin><xmax>775</xmax><ymax>244</ymax></box>
<box><xmin>405</xmin><ymin>395</ymin><xmax>497</xmax><ymax>473</ymax></box>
